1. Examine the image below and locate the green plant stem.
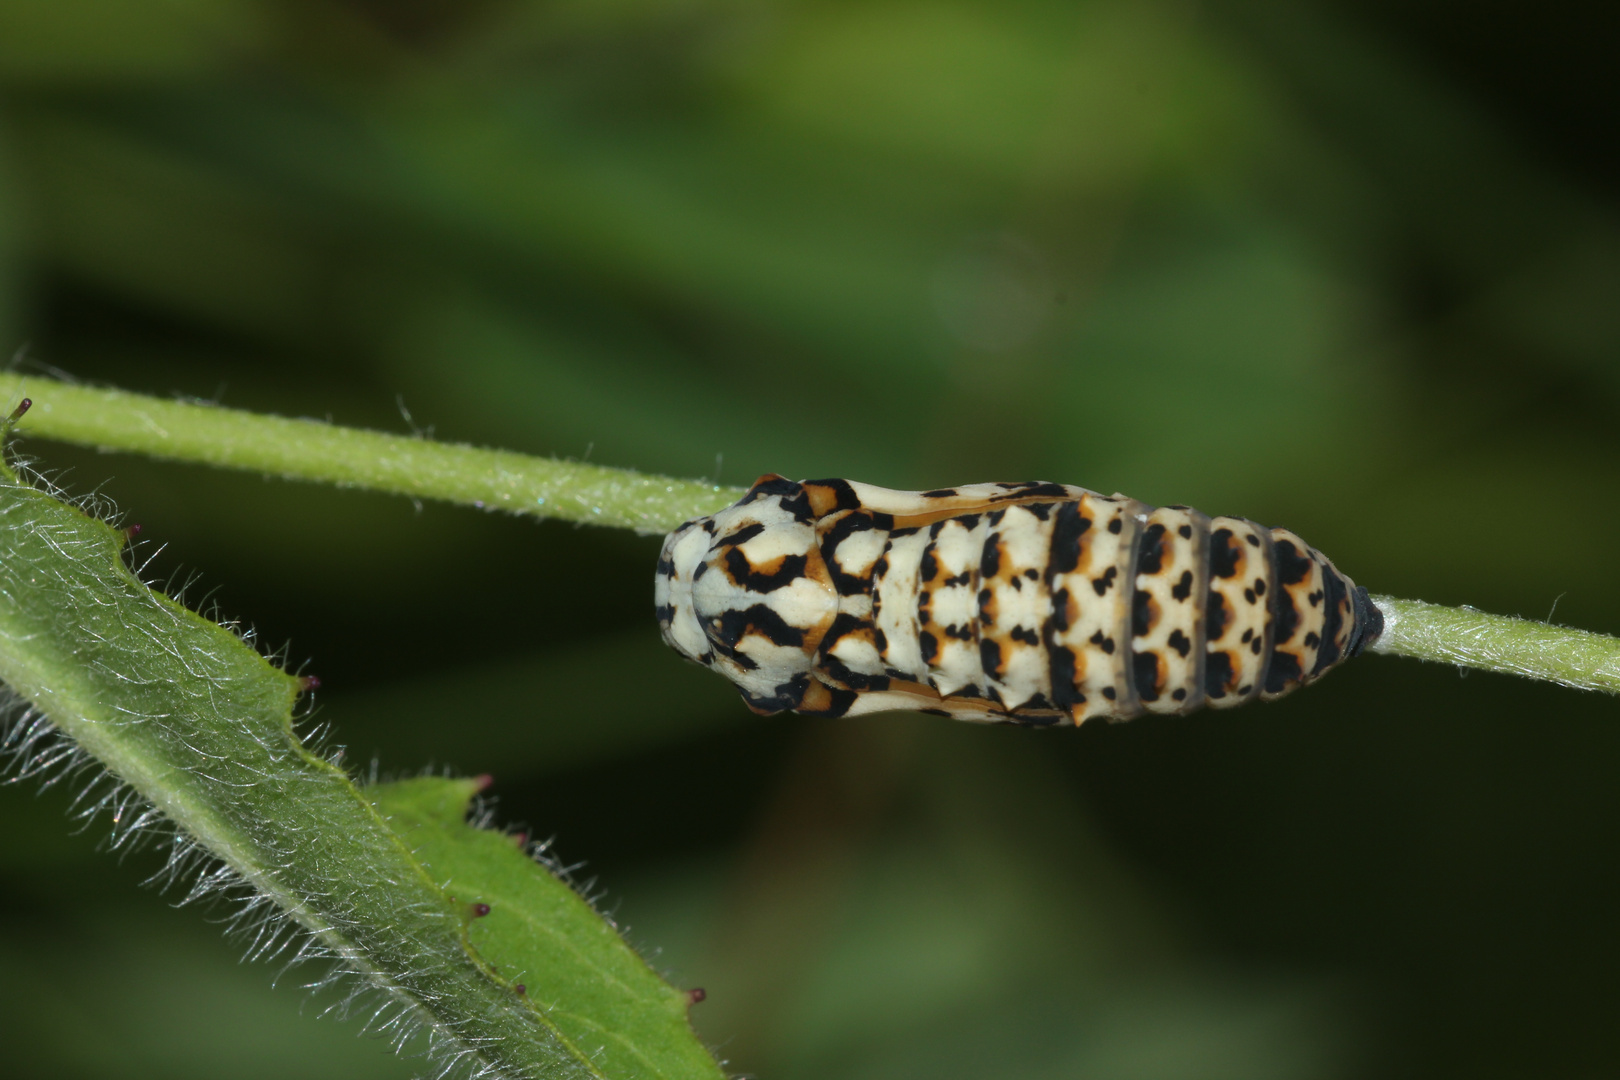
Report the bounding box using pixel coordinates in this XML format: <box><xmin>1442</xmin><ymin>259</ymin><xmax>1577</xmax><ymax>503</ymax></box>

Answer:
<box><xmin>0</xmin><ymin>375</ymin><xmax>742</xmax><ymax>534</ymax></box>
<box><xmin>1369</xmin><ymin>596</ymin><xmax>1620</xmax><ymax>694</ymax></box>
<box><xmin>6</xmin><ymin>376</ymin><xmax>1619</xmax><ymax>698</ymax></box>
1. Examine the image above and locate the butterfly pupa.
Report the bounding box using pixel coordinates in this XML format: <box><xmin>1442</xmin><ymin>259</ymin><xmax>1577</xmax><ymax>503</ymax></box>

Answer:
<box><xmin>656</xmin><ymin>476</ymin><xmax>1381</xmax><ymax>725</ymax></box>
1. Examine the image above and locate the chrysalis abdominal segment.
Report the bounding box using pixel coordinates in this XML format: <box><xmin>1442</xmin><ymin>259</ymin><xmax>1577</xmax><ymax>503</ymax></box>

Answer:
<box><xmin>656</xmin><ymin>476</ymin><xmax>1382</xmax><ymax>725</ymax></box>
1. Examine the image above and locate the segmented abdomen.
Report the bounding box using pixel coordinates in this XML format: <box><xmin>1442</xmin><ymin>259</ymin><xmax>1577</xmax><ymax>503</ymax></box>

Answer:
<box><xmin>655</xmin><ymin>478</ymin><xmax>1382</xmax><ymax>725</ymax></box>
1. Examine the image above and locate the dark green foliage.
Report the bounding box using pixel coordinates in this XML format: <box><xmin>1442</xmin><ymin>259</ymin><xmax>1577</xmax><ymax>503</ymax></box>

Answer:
<box><xmin>1</xmin><ymin>1</ymin><xmax>1618</xmax><ymax>1077</ymax></box>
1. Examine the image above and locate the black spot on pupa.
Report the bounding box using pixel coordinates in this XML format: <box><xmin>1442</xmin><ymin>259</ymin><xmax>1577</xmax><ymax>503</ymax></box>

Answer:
<box><xmin>1171</xmin><ymin>688</ymin><xmax>1186</xmax><ymax>701</ymax></box>
<box><xmin>1107</xmin><ymin>517</ymin><xmax>1123</xmax><ymax>534</ymax></box>
<box><xmin>991</xmin><ymin>481</ymin><xmax>1068</xmax><ymax>501</ymax></box>
<box><xmin>919</xmin><ymin>631</ymin><xmax>939</xmax><ymax>663</ymax></box>
<box><xmin>724</xmin><ymin>547</ymin><xmax>808</xmax><ymax>593</ymax></box>
<box><xmin>1136</xmin><ymin>524</ymin><xmax>1166</xmax><ymax>575</ymax></box>
<box><xmin>980</xmin><ymin>535</ymin><xmax>1002</xmax><ymax>578</ymax></box>
<box><xmin>1205</xmin><ymin>591</ymin><xmax>1229</xmax><ymax>642</ymax></box>
<box><xmin>1101</xmin><ymin>686</ymin><xmax>1117</xmax><ymax>700</ymax></box>
<box><xmin>1048</xmin><ymin>502</ymin><xmax>1092</xmax><ymax>576</ymax></box>
<box><xmin>979</xmin><ymin>638</ymin><xmax>1003</xmax><ymax>676</ymax></box>
<box><xmin>1134</xmin><ymin>651</ymin><xmax>1162</xmax><ymax>700</ymax></box>
<box><xmin>725</xmin><ymin>544</ymin><xmax>806</xmax><ymax>595</ymax></box>
<box><xmin>1210</xmin><ymin>529</ymin><xmax>1240</xmax><ymax>579</ymax></box>
<box><xmin>1177</xmin><ymin>524</ymin><xmax>1193</xmax><ymax>539</ymax></box>
<box><xmin>1089</xmin><ymin>630</ymin><xmax>1116</xmax><ymax>655</ymax></box>
<box><xmin>1092</xmin><ymin>567</ymin><xmax>1118</xmax><ymax>596</ymax></box>
<box><xmin>1265</xmin><ymin>650</ymin><xmax>1303</xmax><ymax>693</ymax></box>
<box><xmin>1026</xmin><ymin>502</ymin><xmax>1055</xmax><ymax>520</ymax></box>
<box><xmin>1132</xmin><ymin>589</ymin><xmax>1154</xmax><ymax>637</ymax></box>
<box><xmin>1048</xmin><ymin>642</ymin><xmax>1083</xmax><ymax>708</ymax></box>
<box><xmin>1313</xmin><ymin>570</ymin><xmax>1347</xmax><ymax>677</ymax></box>
<box><xmin>820</xmin><ymin>655</ymin><xmax>891</xmax><ymax>692</ymax></box>
<box><xmin>1025</xmin><ymin>568</ymin><xmax>1039</xmax><ymax>580</ymax></box>
<box><xmin>1168</xmin><ymin>629</ymin><xmax>1192</xmax><ymax>658</ymax></box>
<box><xmin>714</xmin><ymin>605</ymin><xmax>804</xmax><ymax>650</ymax></box>
<box><xmin>1010</xmin><ymin>626</ymin><xmax>1039</xmax><ymax>646</ymax></box>
<box><xmin>922</xmin><ymin>487</ymin><xmax>959</xmax><ymax>498</ymax></box>
<box><xmin>1275</xmin><ymin>540</ymin><xmax>1312</xmax><ymax>586</ymax></box>
<box><xmin>1171</xmin><ymin>571</ymin><xmax>1193</xmax><ymax>601</ymax></box>
<box><xmin>1204</xmin><ymin>651</ymin><xmax>1234</xmax><ymax>697</ymax></box>
<box><xmin>818</xmin><ymin>612</ymin><xmax>871</xmax><ymax>655</ymax></box>
<box><xmin>1270</xmin><ymin>595</ymin><xmax>1296</xmax><ymax>647</ymax></box>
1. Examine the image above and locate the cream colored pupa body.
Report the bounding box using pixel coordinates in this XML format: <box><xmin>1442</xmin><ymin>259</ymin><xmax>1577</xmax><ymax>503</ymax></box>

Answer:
<box><xmin>656</xmin><ymin>476</ymin><xmax>1381</xmax><ymax>724</ymax></box>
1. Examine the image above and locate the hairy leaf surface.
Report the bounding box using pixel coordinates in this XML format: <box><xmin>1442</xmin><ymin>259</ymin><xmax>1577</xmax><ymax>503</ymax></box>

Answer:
<box><xmin>0</xmin><ymin>456</ymin><xmax>722</xmax><ymax>1080</ymax></box>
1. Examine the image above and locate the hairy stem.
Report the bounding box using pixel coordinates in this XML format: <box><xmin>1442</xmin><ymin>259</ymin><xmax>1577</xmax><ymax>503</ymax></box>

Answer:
<box><xmin>1369</xmin><ymin>596</ymin><xmax>1620</xmax><ymax>695</ymax></box>
<box><xmin>0</xmin><ymin>374</ymin><xmax>741</xmax><ymax>534</ymax></box>
<box><xmin>4</xmin><ymin>376</ymin><xmax>1617</xmax><ymax>698</ymax></box>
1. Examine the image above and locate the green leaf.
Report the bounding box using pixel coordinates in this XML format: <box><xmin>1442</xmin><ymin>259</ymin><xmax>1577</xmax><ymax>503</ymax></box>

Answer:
<box><xmin>0</xmin><ymin>443</ymin><xmax>724</xmax><ymax>1078</ymax></box>
<box><xmin>372</xmin><ymin>777</ymin><xmax>720</xmax><ymax>1079</ymax></box>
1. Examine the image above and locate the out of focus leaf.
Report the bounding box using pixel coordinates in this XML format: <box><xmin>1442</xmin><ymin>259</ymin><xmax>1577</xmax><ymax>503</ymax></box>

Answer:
<box><xmin>0</xmin><ymin>895</ymin><xmax>416</xmax><ymax>1080</ymax></box>
<box><xmin>333</xmin><ymin>632</ymin><xmax>745</xmax><ymax>775</ymax></box>
<box><xmin>0</xmin><ymin>0</ymin><xmax>266</xmax><ymax>82</ymax></box>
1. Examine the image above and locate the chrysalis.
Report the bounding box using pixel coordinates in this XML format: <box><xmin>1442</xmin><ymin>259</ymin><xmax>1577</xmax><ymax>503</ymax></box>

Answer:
<box><xmin>656</xmin><ymin>476</ymin><xmax>1381</xmax><ymax>725</ymax></box>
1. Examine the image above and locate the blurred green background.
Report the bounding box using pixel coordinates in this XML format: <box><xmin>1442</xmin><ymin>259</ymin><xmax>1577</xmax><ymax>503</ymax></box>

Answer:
<box><xmin>1</xmin><ymin>1</ymin><xmax>1617</xmax><ymax>1077</ymax></box>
